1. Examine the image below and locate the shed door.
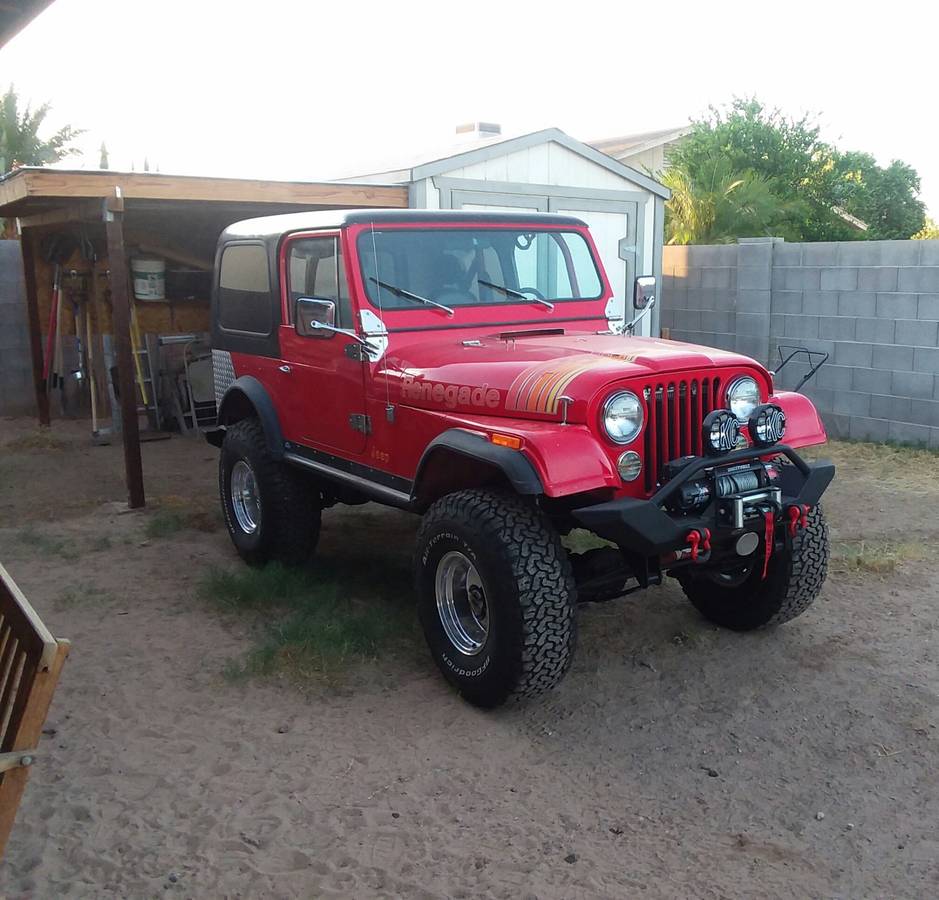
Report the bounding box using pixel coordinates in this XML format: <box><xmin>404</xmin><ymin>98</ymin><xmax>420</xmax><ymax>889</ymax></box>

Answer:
<box><xmin>548</xmin><ymin>199</ymin><xmax>644</xmax><ymax>335</ymax></box>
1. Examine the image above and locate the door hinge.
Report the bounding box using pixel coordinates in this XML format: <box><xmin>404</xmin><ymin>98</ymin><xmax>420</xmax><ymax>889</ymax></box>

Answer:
<box><xmin>344</xmin><ymin>343</ymin><xmax>371</xmax><ymax>361</ymax></box>
<box><xmin>349</xmin><ymin>413</ymin><xmax>372</xmax><ymax>434</ymax></box>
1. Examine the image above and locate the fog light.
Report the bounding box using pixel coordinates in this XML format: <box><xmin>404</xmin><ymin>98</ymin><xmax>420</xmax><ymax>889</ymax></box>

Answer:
<box><xmin>703</xmin><ymin>409</ymin><xmax>740</xmax><ymax>455</ymax></box>
<box><xmin>749</xmin><ymin>404</ymin><xmax>786</xmax><ymax>447</ymax></box>
<box><xmin>617</xmin><ymin>450</ymin><xmax>642</xmax><ymax>482</ymax></box>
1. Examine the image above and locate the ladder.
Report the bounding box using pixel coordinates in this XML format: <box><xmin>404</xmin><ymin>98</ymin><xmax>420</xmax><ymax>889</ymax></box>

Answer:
<box><xmin>129</xmin><ymin>303</ymin><xmax>162</xmax><ymax>431</ymax></box>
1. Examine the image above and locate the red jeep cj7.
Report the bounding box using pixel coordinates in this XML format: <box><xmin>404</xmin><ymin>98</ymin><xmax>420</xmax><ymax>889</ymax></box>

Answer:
<box><xmin>208</xmin><ymin>210</ymin><xmax>834</xmax><ymax>708</ymax></box>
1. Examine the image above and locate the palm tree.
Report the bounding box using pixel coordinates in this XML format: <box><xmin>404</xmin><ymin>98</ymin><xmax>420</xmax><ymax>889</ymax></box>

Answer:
<box><xmin>662</xmin><ymin>156</ymin><xmax>806</xmax><ymax>244</ymax></box>
<box><xmin>0</xmin><ymin>85</ymin><xmax>82</xmax><ymax>173</ymax></box>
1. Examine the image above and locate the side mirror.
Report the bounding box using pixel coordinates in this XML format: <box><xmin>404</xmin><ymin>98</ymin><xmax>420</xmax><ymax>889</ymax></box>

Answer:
<box><xmin>634</xmin><ymin>275</ymin><xmax>656</xmax><ymax>311</ymax></box>
<box><xmin>296</xmin><ymin>297</ymin><xmax>336</xmax><ymax>338</ymax></box>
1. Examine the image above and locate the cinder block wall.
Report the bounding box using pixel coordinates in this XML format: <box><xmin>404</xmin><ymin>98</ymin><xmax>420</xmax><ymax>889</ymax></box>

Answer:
<box><xmin>662</xmin><ymin>238</ymin><xmax>939</xmax><ymax>448</ymax></box>
<box><xmin>0</xmin><ymin>240</ymin><xmax>36</xmax><ymax>416</ymax></box>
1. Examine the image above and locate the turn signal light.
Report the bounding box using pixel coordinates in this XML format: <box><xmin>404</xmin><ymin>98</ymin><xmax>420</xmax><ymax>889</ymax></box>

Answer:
<box><xmin>490</xmin><ymin>433</ymin><xmax>523</xmax><ymax>450</ymax></box>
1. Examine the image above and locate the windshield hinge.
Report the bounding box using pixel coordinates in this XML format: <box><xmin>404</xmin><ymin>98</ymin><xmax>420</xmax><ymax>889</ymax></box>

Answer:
<box><xmin>344</xmin><ymin>343</ymin><xmax>372</xmax><ymax>362</ymax></box>
<box><xmin>349</xmin><ymin>414</ymin><xmax>372</xmax><ymax>435</ymax></box>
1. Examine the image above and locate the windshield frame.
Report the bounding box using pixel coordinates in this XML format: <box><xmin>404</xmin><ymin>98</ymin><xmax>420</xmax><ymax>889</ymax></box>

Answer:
<box><xmin>353</xmin><ymin>223</ymin><xmax>607</xmax><ymax>315</ymax></box>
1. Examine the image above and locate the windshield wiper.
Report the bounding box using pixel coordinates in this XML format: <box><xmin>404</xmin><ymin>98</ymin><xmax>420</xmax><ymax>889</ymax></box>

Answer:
<box><xmin>479</xmin><ymin>279</ymin><xmax>555</xmax><ymax>311</ymax></box>
<box><xmin>369</xmin><ymin>277</ymin><xmax>454</xmax><ymax>316</ymax></box>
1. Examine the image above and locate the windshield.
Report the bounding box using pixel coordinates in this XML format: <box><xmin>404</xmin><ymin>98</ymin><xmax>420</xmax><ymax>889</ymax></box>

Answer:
<box><xmin>356</xmin><ymin>228</ymin><xmax>603</xmax><ymax>311</ymax></box>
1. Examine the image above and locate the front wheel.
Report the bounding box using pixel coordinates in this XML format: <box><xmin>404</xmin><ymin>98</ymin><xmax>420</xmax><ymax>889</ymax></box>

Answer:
<box><xmin>415</xmin><ymin>490</ymin><xmax>578</xmax><ymax>708</ymax></box>
<box><xmin>677</xmin><ymin>506</ymin><xmax>829</xmax><ymax>631</ymax></box>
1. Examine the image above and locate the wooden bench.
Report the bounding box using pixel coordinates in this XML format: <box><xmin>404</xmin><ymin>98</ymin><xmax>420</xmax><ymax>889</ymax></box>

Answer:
<box><xmin>0</xmin><ymin>562</ymin><xmax>69</xmax><ymax>861</ymax></box>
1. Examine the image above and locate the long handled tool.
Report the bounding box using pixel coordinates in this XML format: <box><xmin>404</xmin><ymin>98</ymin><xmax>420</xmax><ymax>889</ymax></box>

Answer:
<box><xmin>77</xmin><ymin>229</ymin><xmax>102</xmax><ymax>438</ymax></box>
<box><xmin>39</xmin><ymin>233</ymin><xmax>78</xmax><ymax>394</ymax></box>
<box><xmin>41</xmin><ymin>264</ymin><xmax>61</xmax><ymax>390</ymax></box>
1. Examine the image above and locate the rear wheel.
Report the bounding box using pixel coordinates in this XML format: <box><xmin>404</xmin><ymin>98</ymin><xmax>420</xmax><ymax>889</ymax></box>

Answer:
<box><xmin>677</xmin><ymin>505</ymin><xmax>829</xmax><ymax>631</ymax></box>
<box><xmin>219</xmin><ymin>418</ymin><xmax>320</xmax><ymax>566</ymax></box>
<box><xmin>415</xmin><ymin>490</ymin><xmax>578</xmax><ymax>708</ymax></box>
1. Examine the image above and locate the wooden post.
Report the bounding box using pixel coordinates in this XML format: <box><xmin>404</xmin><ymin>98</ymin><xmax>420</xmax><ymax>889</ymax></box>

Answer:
<box><xmin>103</xmin><ymin>188</ymin><xmax>145</xmax><ymax>509</ymax></box>
<box><xmin>18</xmin><ymin>228</ymin><xmax>50</xmax><ymax>426</ymax></box>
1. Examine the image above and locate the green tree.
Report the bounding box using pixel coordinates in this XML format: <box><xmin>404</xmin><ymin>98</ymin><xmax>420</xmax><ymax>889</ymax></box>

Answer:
<box><xmin>667</xmin><ymin>98</ymin><xmax>925</xmax><ymax>241</ymax></box>
<box><xmin>831</xmin><ymin>153</ymin><xmax>925</xmax><ymax>240</ymax></box>
<box><xmin>0</xmin><ymin>85</ymin><xmax>83</xmax><ymax>173</ymax></box>
<box><xmin>662</xmin><ymin>156</ymin><xmax>807</xmax><ymax>244</ymax></box>
<box><xmin>912</xmin><ymin>218</ymin><xmax>939</xmax><ymax>240</ymax></box>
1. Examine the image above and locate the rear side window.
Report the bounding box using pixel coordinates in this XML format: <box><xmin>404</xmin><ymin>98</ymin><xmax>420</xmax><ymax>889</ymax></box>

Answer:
<box><xmin>218</xmin><ymin>243</ymin><xmax>272</xmax><ymax>335</ymax></box>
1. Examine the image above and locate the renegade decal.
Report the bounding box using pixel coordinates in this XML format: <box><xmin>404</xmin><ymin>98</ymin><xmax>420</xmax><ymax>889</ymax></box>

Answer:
<box><xmin>401</xmin><ymin>375</ymin><xmax>499</xmax><ymax>409</ymax></box>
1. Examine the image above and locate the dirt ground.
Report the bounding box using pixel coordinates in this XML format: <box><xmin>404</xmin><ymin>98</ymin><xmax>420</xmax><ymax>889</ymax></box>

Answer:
<box><xmin>1</xmin><ymin>417</ymin><xmax>937</xmax><ymax>899</ymax></box>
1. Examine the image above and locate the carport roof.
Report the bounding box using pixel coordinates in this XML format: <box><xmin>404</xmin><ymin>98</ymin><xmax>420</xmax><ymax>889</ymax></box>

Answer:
<box><xmin>0</xmin><ymin>166</ymin><xmax>408</xmax><ymax>222</ymax></box>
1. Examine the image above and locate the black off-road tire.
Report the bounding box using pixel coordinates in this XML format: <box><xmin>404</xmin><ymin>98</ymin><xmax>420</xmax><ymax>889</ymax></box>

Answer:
<box><xmin>415</xmin><ymin>490</ymin><xmax>578</xmax><ymax>708</ymax></box>
<box><xmin>678</xmin><ymin>505</ymin><xmax>829</xmax><ymax>631</ymax></box>
<box><xmin>219</xmin><ymin>418</ymin><xmax>320</xmax><ymax>567</ymax></box>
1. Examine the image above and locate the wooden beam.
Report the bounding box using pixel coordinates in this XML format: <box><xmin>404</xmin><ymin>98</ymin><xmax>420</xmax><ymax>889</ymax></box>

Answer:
<box><xmin>0</xmin><ymin>170</ymin><xmax>29</xmax><ymax>208</ymax></box>
<box><xmin>19</xmin><ymin>229</ymin><xmax>49</xmax><ymax>426</ymax></box>
<box><xmin>103</xmin><ymin>188</ymin><xmax>145</xmax><ymax>509</ymax></box>
<box><xmin>2</xmin><ymin>169</ymin><xmax>408</xmax><ymax>210</ymax></box>
<box><xmin>16</xmin><ymin>199</ymin><xmax>102</xmax><ymax>230</ymax></box>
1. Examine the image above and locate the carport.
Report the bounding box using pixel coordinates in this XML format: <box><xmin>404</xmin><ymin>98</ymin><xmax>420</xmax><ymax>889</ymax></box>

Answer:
<box><xmin>0</xmin><ymin>168</ymin><xmax>407</xmax><ymax>507</ymax></box>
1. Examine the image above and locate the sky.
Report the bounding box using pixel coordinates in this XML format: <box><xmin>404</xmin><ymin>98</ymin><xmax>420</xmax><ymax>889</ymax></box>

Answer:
<box><xmin>1</xmin><ymin>0</ymin><xmax>937</xmax><ymax>217</ymax></box>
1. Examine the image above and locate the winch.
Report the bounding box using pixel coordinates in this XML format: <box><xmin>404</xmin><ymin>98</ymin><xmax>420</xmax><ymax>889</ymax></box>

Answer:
<box><xmin>663</xmin><ymin>457</ymin><xmax>782</xmax><ymax>527</ymax></box>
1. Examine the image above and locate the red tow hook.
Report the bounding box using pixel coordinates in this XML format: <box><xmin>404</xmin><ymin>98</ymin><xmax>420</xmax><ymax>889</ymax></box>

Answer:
<box><xmin>684</xmin><ymin>528</ymin><xmax>711</xmax><ymax>562</ymax></box>
<box><xmin>786</xmin><ymin>504</ymin><xmax>812</xmax><ymax>537</ymax></box>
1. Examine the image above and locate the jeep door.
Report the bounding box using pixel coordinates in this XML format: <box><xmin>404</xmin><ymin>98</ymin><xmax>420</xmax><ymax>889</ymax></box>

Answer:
<box><xmin>277</xmin><ymin>232</ymin><xmax>368</xmax><ymax>455</ymax></box>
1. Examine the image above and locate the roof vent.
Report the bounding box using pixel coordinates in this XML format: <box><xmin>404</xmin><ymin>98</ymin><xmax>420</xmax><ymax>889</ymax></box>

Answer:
<box><xmin>455</xmin><ymin>122</ymin><xmax>502</xmax><ymax>141</ymax></box>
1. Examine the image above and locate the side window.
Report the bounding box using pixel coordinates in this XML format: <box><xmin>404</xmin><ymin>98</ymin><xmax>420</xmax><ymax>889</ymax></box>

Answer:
<box><xmin>218</xmin><ymin>243</ymin><xmax>272</xmax><ymax>335</ymax></box>
<box><xmin>287</xmin><ymin>236</ymin><xmax>351</xmax><ymax>328</ymax></box>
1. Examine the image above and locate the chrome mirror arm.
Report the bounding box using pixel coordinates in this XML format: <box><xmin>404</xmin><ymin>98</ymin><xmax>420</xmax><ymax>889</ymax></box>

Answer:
<box><xmin>309</xmin><ymin>321</ymin><xmax>376</xmax><ymax>349</ymax></box>
<box><xmin>623</xmin><ymin>295</ymin><xmax>656</xmax><ymax>336</ymax></box>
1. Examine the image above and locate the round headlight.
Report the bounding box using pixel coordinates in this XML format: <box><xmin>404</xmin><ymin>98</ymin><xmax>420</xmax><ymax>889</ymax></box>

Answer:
<box><xmin>727</xmin><ymin>376</ymin><xmax>761</xmax><ymax>422</ymax></box>
<box><xmin>602</xmin><ymin>391</ymin><xmax>644</xmax><ymax>444</ymax></box>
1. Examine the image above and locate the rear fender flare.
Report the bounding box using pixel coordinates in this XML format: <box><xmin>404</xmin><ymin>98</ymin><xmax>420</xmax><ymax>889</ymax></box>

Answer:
<box><xmin>214</xmin><ymin>376</ymin><xmax>285</xmax><ymax>459</ymax></box>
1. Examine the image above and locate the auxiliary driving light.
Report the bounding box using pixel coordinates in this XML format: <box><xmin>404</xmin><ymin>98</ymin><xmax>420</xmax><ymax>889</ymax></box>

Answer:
<box><xmin>748</xmin><ymin>404</ymin><xmax>787</xmax><ymax>447</ymax></box>
<box><xmin>617</xmin><ymin>450</ymin><xmax>642</xmax><ymax>482</ymax></box>
<box><xmin>703</xmin><ymin>409</ymin><xmax>741</xmax><ymax>455</ymax></box>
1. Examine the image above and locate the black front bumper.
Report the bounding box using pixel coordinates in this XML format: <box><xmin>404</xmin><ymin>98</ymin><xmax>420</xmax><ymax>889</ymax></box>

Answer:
<box><xmin>572</xmin><ymin>445</ymin><xmax>835</xmax><ymax>557</ymax></box>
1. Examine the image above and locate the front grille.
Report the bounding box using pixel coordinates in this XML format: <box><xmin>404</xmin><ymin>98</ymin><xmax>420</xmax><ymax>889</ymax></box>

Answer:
<box><xmin>642</xmin><ymin>376</ymin><xmax>722</xmax><ymax>492</ymax></box>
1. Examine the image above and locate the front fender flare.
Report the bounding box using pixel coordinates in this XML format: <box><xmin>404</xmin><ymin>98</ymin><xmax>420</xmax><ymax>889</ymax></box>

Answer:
<box><xmin>214</xmin><ymin>375</ymin><xmax>286</xmax><ymax>459</ymax></box>
<box><xmin>413</xmin><ymin>429</ymin><xmax>544</xmax><ymax>503</ymax></box>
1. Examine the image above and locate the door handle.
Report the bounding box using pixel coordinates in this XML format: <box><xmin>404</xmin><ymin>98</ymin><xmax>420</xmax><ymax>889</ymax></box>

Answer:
<box><xmin>279</xmin><ymin>364</ymin><xmax>292</xmax><ymax>374</ymax></box>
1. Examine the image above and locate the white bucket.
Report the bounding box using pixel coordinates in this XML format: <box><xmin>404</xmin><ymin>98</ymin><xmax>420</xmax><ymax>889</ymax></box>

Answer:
<box><xmin>131</xmin><ymin>257</ymin><xmax>166</xmax><ymax>301</ymax></box>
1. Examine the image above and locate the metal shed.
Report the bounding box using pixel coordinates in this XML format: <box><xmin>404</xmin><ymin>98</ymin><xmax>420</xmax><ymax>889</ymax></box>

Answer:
<box><xmin>337</xmin><ymin>125</ymin><xmax>671</xmax><ymax>336</ymax></box>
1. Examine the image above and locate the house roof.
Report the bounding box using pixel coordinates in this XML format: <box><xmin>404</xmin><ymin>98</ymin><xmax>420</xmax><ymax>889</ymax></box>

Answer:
<box><xmin>336</xmin><ymin>127</ymin><xmax>671</xmax><ymax>200</ymax></box>
<box><xmin>0</xmin><ymin>0</ymin><xmax>53</xmax><ymax>48</ymax></box>
<box><xmin>589</xmin><ymin>125</ymin><xmax>692</xmax><ymax>162</ymax></box>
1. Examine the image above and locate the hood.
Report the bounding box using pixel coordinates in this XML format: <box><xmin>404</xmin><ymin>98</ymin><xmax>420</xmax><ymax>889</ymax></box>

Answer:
<box><xmin>378</xmin><ymin>329</ymin><xmax>766</xmax><ymax>421</ymax></box>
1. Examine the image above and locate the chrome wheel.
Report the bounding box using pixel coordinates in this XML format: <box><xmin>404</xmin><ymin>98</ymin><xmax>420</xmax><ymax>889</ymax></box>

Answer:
<box><xmin>435</xmin><ymin>551</ymin><xmax>489</xmax><ymax>656</ymax></box>
<box><xmin>230</xmin><ymin>460</ymin><xmax>261</xmax><ymax>535</ymax></box>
